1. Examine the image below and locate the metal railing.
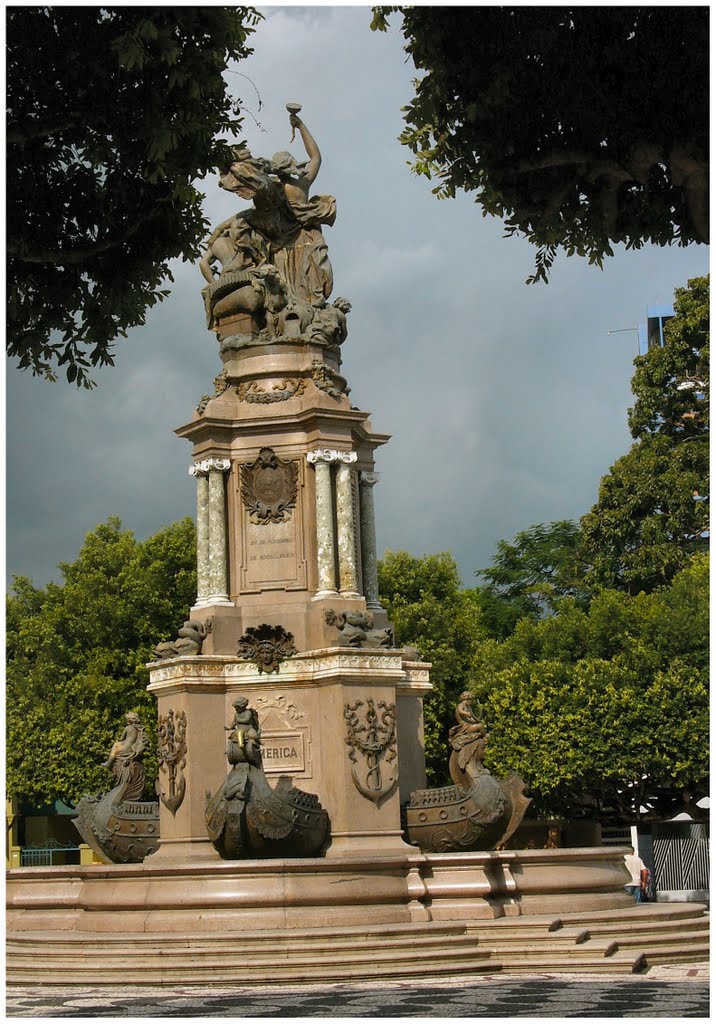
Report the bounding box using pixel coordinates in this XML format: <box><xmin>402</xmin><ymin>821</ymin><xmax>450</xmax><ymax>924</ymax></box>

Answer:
<box><xmin>19</xmin><ymin>839</ymin><xmax>81</xmax><ymax>867</ymax></box>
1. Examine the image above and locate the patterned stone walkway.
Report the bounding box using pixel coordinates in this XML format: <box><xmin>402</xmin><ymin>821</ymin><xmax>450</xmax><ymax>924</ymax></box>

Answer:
<box><xmin>6</xmin><ymin>968</ymin><xmax>710</xmax><ymax>1018</ymax></box>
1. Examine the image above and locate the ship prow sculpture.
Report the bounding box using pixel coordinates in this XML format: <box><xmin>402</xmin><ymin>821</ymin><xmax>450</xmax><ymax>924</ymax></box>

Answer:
<box><xmin>404</xmin><ymin>693</ymin><xmax>531</xmax><ymax>852</ymax></box>
<box><xmin>73</xmin><ymin>713</ymin><xmax>159</xmax><ymax>864</ymax></box>
<box><xmin>205</xmin><ymin>696</ymin><xmax>329</xmax><ymax>858</ymax></box>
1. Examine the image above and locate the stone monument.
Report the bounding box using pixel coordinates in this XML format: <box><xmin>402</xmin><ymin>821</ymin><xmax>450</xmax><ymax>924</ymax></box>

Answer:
<box><xmin>7</xmin><ymin>107</ymin><xmax>642</xmax><ymax>981</ymax></box>
<box><xmin>147</xmin><ymin>105</ymin><xmax>430</xmax><ymax>862</ymax></box>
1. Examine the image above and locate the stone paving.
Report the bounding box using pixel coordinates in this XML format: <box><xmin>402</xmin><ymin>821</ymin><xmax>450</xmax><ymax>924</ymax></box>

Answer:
<box><xmin>6</xmin><ymin>964</ymin><xmax>710</xmax><ymax>1018</ymax></box>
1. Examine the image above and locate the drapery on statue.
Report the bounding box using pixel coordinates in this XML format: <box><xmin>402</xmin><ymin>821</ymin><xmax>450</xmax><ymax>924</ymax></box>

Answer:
<box><xmin>200</xmin><ymin>105</ymin><xmax>349</xmax><ymax>355</ymax></box>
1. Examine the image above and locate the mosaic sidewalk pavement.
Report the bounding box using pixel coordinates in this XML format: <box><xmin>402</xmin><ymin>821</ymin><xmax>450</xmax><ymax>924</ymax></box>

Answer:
<box><xmin>6</xmin><ymin>968</ymin><xmax>710</xmax><ymax>1018</ymax></box>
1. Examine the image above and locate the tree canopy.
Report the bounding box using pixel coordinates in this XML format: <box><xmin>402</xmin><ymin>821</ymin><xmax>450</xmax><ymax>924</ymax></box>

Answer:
<box><xmin>7</xmin><ymin>7</ymin><xmax>261</xmax><ymax>387</ymax></box>
<box><xmin>371</xmin><ymin>7</ymin><xmax>709</xmax><ymax>282</ymax></box>
<box><xmin>581</xmin><ymin>276</ymin><xmax>709</xmax><ymax>594</ymax></box>
<box><xmin>6</xmin><ymin>516</ymin><xmax>197</xmax><ymax>805</ymax></box>
<box><xmin>472</xmin><ymin>555</ymin><xmax>709</xmax><ymax>824</ymax></box>
<box><xmin>475</xmin><ymin>520</ymin><xmax>589</xmax><ymax>631</ymax></box>
<box><xmin>377</xmin><ymin>550</ymin><xmax>486</xmax><ymax>782</ymax></box>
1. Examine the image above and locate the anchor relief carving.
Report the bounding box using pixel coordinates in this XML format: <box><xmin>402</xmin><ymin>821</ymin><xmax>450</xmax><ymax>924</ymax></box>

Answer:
<box><xmin>156</xmin><ymin>709</ymin><xmax>188</xmax><ymax>815</ymax></box>
<box><xmin>344</xmin><ymin>698</ymin><xmax>397</xmax><ymax>805</ymax></box>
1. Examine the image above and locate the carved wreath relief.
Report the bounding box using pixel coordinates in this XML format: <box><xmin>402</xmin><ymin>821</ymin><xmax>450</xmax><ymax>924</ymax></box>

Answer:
<box><xmin>237</xmin><ymin>378</ymin><xmax>307</xmax><ymax>404</ymax></box>
<box><xmin>241</xmin><ymin>446</ymin><xmax>298</xmax><ymax>525</ymax></box>
<box><xmin>344</xmin><ymin>698</ymin><xmax>398</xmax><ymax>805</ymax></box>
<box><xmin>156</xmin><ymin>709</ymin><xmax>187</xmax><ymax>815</ymax></box>
<box><xmin>237</xmin><ymin>623</ymin><xmax>298</xmax><ymax>674</ymax></box>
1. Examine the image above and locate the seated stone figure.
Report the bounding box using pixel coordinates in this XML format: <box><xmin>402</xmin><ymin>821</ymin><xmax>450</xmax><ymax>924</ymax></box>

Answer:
<box><xmin>153</xmin><ymin>620</ymin><xmax>207</xmax><ymax>660</ymax></box>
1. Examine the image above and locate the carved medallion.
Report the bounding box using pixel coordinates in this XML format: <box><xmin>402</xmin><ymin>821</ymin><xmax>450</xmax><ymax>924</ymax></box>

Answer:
<box><xmin>156</xmin><ymin>709</ymin><xmax>187</xmax><ymax>815</ymax></box>
<box><xmin>344</xmin><ymin>698</ymin><xmax>398</xmax><ymax>805</ymax></box>
<box><xmin>237</xmin><ymin>624</ymin><xmax>298</xmax><ymax>674</ymax></box>
<box><xmin>241</xmin><ymin>447</ymin><xmax>298</xmax><ymax>525</ymax></box>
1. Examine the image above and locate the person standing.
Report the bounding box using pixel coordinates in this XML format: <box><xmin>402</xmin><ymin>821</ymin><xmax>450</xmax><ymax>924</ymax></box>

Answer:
<box><xmin>624</xmin><ymin>846</ymin><xmax>648</xmax><ymax>902</ymax></box>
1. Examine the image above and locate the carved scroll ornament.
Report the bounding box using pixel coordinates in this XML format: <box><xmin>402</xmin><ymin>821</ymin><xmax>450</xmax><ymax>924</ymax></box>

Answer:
<box><xmin>241</xmin><ymin>446</ymin><xmax>298</xmax><ymax>524</ymax></box>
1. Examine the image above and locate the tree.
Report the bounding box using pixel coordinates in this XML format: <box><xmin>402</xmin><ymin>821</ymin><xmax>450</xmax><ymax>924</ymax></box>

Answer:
<box><xmin>377</xmin><ymin>551</ymin><xmax>486</xmax><ymax>783</ymax></box>
<box><xmin>581</xmin><ymin>276</ymin><xmax>709</xmax><ymax>594</ymax></box>
<box><xmin>371</xmin><ymin>7</ymin><xmax>708</xmax><ymax>282</ymax></box>
<box><xmin>6</xmin><ymin>516</ymin><xmax>197</xmax><ymax>805</ymax></box>
<box><xmin>475</xmin><ymin>520</ymin><xmax>589</xmax><ymax>634</ymax></box>
<box><xmin>471</xmin><ymin>555</ymin><xmax>709</xmax><ymax>824</ymax></box>
<box><xmin>7</xmin><ymin>7</ymin><xmax>261</xmax><ymax>387</ymax></box>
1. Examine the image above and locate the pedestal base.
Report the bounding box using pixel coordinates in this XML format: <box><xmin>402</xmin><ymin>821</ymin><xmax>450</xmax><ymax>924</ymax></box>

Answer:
<box><xmin>147</xmin><ymin>648</ymin><xmax>431</xmax><ymax>862</ymax></box>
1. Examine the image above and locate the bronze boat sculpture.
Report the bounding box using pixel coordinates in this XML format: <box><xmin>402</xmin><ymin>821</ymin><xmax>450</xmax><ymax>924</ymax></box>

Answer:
<box><xmin>206</xmin><ymin>697</ymin><xmax>329</xmax><ymax>858</ymax></box>
<box><xmin>73</xmin><ymin>713</ymin><xmax>160</xmax><ymax>864</ymax></box>
<box><xmin>403</xmin><ymin>693</ymin><xmax>530</xmax><ymax>853</ymax></box>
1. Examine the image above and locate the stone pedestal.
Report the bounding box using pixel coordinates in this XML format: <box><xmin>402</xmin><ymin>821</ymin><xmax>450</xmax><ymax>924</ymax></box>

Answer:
<box><xmin>148</xmin><ymin>649</ymin><xmax>431</xmax><ymax>861</ymax></box>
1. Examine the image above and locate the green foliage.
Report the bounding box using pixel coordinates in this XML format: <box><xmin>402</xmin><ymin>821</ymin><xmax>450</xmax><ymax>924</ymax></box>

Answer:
<box><xmin>581</xmin><ymin>277</ymin><xmax>709</xmax><ymax>594</ymax></box>
<box><xmin>475</xmin><ymin>520</ymin><xmax>589</xmax><ymax>631</ymax></box>
<box><xmin>7</xmin><ymin>7</ymin><xmax>261</xmax><ymax>387</ymax></box>
<box><xmin>6</xmin><ymin>516</ymin><xmax>197</xmax><ymax>805</ymax></box>
<box><xmin>628</xmin><ymin>276</ymin><xmax>709</xmax><ymax>441</ymax></box>
<box><xmin>371</xmin><ymin>8</ymin><xmax>708</xmax><ymax>282</ymax></box>
<box><xmin>471</xmin><ymin>556</ymin><xmax>709</xmax><ymax>823</ymax></box>
<box><xmin>377</xmin><ymin>551</ymin><xmax>486</xmax><ymax>782</ymax></box>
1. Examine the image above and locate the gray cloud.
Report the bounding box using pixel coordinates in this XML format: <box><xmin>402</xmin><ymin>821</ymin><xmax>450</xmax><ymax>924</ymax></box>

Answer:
<box><xmin>6</xmin><ymin>7</ymin><xmax>709</xmax><ymax>588</ymax></box>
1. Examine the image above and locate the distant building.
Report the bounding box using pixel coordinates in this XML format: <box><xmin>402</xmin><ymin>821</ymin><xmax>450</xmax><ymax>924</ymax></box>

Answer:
<box><xmin>637</xmin><ymin>304</ymin><xmax>675</xmax><ymax>356</ymax></box>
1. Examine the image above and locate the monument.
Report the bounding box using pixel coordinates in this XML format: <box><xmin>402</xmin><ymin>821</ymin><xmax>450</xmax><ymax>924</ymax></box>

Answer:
<box><xmin>147</xmin><ymin>105</ymin><xmax>430</xmax><ymax>863</ymax></box>
<box><xmin>7</xmin><ymin>107</ymin><xmax>647</xmax><ymax>983</ymax></box>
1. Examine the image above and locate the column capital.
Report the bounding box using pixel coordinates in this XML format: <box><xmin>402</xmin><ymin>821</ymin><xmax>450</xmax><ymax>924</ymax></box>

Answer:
<box><xmin>307</xmin><ymin>449</ymin><xmax>357</xmax><ymax>465</ymax></box>
<box><xmin>189</xmin><ymin>458</ymin><xmax>231</xmax><ymax>477</ymax></box>
<box><xmin>359</xmin><ymin>471</ymin><xmax>380</xmax><ymax>487</ymax></box>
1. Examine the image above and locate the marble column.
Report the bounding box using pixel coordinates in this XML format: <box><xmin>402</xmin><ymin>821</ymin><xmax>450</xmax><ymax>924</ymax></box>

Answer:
<box><xmin>359</xmin><ymin>472</ymin><xmax>383</xmax><ymax>611</ymax></box>
<box><xmin>188</xmin><ymin>463</ymin><xmax>210</xmax><ymax>606</ymax></box>
<box><xmin>189</xmin><ymin>458</ymin><xmax>232</xmax><ymax>608</ymax></box>
<box><xmin>335</xmin><ymin>460</ymin><xmax>360</xmax><ymax>597</ymax></box>
<box><xmin>207</xmin><ymin>459</ymin><xmax>232</xmax><ymax>605</ymax></box>
<box><xmin>307</xmin><ymin>450</ymin><xmax>338</xmax><ymax>598</ymax></box>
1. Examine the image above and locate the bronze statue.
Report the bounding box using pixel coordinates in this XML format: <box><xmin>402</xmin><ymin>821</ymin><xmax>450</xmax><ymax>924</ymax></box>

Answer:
<box><xmin>205</xmin><ymin>698</ymin><xmax>328</xmax><ymax>859</ymax></box>
<box><xmin>403</xmin><ymin>693</ymin><xmax>531</xmax><ymax>853</ymax></box>
<box><xmin>448</xmin><ymin>692</ymin><xmax>490</xmax><ymax>788</ymax></box>
<box><xmin>103</xmin><ymin>712</ymin><xmax>147</xmax><ymax>776</ymax></box>
<box><xmin>73</xmin><ymin>712</ymin><xmax>159</xmax><ymax>864</ymax></box>
<box><xmin>225</xmin><ymin>696</ymin><xmax>262</xmax><ymax>768</ymax></box>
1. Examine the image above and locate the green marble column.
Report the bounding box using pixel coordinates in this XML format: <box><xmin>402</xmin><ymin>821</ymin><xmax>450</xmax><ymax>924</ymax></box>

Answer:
<box><xmin>359</xmin><ymin>471</ymin><xmax>383</xmax><ymax>611</ymax></box>
<box><xmin>189</xmin><ymin>461</ymin><xmax>210</xmax><ymax>606</ymax></box>
<box><xmin>336</xmin><ymin>461</ymin><xmax>360</xmax><ymax>597</ymax></box>
<box><xmin>308</xmin><ymin>454</ymin><xmax>338</xmax><ymax>598</ymax></box>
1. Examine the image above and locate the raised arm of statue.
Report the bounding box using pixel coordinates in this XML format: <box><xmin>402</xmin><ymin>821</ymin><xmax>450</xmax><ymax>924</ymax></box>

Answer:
<box><xmin>290</xmin><ymin>113</ymin><xmax>321</xmax><ymax>185</ymax></box>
